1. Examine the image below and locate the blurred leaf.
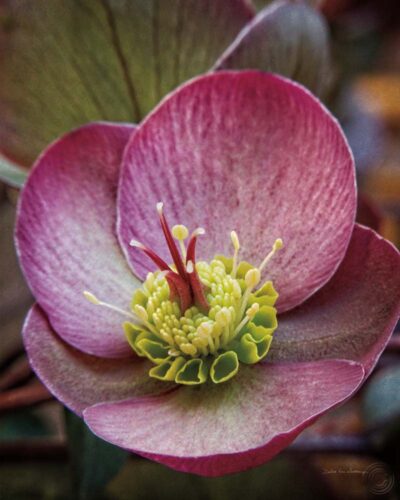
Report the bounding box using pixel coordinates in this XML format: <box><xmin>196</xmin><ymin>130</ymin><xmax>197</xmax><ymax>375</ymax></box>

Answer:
<box><xmin>108</xmin><ymin>456</ymin><xmax>332</xmax><ymax>500</ymax></box>
<box><xmin>0</xmin><ymin>411</ymin><xmax>49</xmax><ymax>440</ymax></box>
<box><xmin>215</xmin><ymin>0</ymin><xmax>331</xmax><ymax>96</ymax></box>
<box><xmin>0</xmin><ymin>462</ymin><xmax>70</xmax><ymax>500</ymax></box>
<box><xmin>0</xmin><ymin>0</ymin><xmax>252</xmax><ymax>166</ymax></box>
<box><xmin>0</xmin><ymin>157</ymin><xmax>27</xmax><ymax>188</ymax></box>
<box><xmin>362</xmin><ymin>365</ymin><xmax>400</xmax><ymax>428</ymax></box>
<box><xmin>65</xmin><ymin>410</ymin><xmax>128</xmax><ymax>500</ymax></box>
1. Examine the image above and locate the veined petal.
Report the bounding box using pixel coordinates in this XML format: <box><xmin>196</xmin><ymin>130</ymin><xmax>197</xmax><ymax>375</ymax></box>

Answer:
<box><xmin>16</xmin><ymin>123</ymin><xmax>138</xmax><ymax>358</ymax></box>
<box><xmin>213</xmin><ymin>1</ymin><xmax>331</xmax><ymax>97</ymax></box>
<box><xmin>84</xmin><ymin>359</ymin><xmax>364</xmax><ymax>476</ymax></box>
<box><xmin>23</xmin><ymin>305</ymin><xmax>171</xmax><ymax>416</ymax></box>
<box><xmin>118</xmin><ymin>71</ymin><xmax>356</xmax><ymax>312</ymax></box>
<box><xmin>271</xmin><ymin>224</ymin><xmax>400</xmax><ymax>377</ymax></box>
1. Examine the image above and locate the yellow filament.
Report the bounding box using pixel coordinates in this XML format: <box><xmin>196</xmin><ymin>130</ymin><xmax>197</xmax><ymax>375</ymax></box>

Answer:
<box><xmin>259</xmin><ymin>238</ymin><xmax>283</xmax><ymax>272</ymax></box>
<box><xmin>234</xmin><ymin>303</ymin><xmax>260</xmax><ymax>335</ymax></box>
<box><xmin>230</xmin><ymin>230</ymin><xmax>240</xmax><ymax>278</ymax></box>
<box><xmin>83</xmin><ymin>291</ymin><xmax>135</xmax><ymax>320</ymax></box>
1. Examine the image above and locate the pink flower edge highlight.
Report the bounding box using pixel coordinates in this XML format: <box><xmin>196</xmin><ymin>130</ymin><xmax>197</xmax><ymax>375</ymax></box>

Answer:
<box><xmin>83</xmin><ymin>359</ymin><xmax>364</xmax><ymax>476</ymax></box>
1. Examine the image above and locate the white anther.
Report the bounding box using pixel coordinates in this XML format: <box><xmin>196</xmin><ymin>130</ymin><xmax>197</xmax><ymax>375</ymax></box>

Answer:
<box><xmin>245</xmin><ymin>268</ymin><xmax>261</xmax><ymax>289</ymax></box>
<box><xmin>83</xmin><ymin>291</ymin><xmax>135</xmax><ymax>320</ymax></box>
<box><xmin>172</xmin><ymin>224</ymin><xmax>189</xmax><ymax>241</ymax></box>
<box><xmin>180</xmin><ymin>343</ymin><xmax>197</xmax><ymax>356</ymax></box>
<box><xmin>230</xmin><ymin>231</ymin><xmax>240</xmax><ymax>251</ymax></box>
<box><xmin>215</xmin><ymin>307</ymin><xmax>231</xmax><ymax>327</ymax></box>
<box><xmin>232</xmin><ymin>280</ymin><xmax>242</xmax><ymax>299</ymax></box>
<box><xmin>274</xmin><ymin>238</ymin><xmax>283</xmax><ymax>251</ymax></box>
<box><xmin>83</xmin><ymin>291</ymin><xmax>100</xmax><ymax>305</ymax></box>
<box><xmin>259</xmin><ymin>238</ymin><xmax>284</xmax><ymax>272</ymax></box>
<box><xmin>234</xmin><ymin>303</ymin><xmax>260</xmax><ymax>336</ymax></box>
<box><xmin>172</xmin><ymin>225</ymin><xmax>189</xmax><ymax>259</ymax></box>
<box><xmin>133</xmin><ymin>304</ymin><xmax>148</xmax><ymax>322</ymax></box>
<box><xmin>230</xmin><ymin>230</ymin><xmax>240</xmax><ymax>278</ymax></box>
<box><xmin>197</xmin><ymin>322</ymin><xmax>213</xmax><ymax>337</ymax></box>
<box><xmin>246</xmin><ymin>302</ymin><xmax>260</xmax><ymax>319</ymax></box>
<box><xmin>156</xmin><ymin>201</ymin><xmax>164</xmax><ymax>214</ymax></box>
<box><xmin>129</xmin><ymin>239</ymin><xmax>145</xmax><ymax>249</ymax></box>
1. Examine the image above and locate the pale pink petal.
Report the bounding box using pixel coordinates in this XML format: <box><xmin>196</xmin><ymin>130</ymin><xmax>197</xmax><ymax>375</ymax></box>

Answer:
<box><xmin>84</xmin><ymin>359</ymin><xmax>363</xmax><ymax>476</ymax></box>
<box><xmin>271</xmin><ymin>224</ymin><xmax>400</xmax><ymax>377</ymax></box>
<box><xmin>23</xmin><ymin>305</ymin><xmax>170</xmax><ymax>416</ymax></box>
<box><xmin>118</xmin><ymin>71</ymin><xmax>355</xmax><ymax>312</ymax></box>
<box><xmin>16</xmin><ymin>123</ymin><xmax>138</xmax><ymax>358</ymax></box>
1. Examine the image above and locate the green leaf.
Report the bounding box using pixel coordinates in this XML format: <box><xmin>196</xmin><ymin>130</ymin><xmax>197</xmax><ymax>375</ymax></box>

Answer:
<box><xmin>215</xmin><ymin>0</ymin><xmax>331</xmax><ymax>97</ymax></box>
<box><xmin>0</xmin><ymin>0</ymin><xmax>251</xmax><ymax>166</ymax></box>
<box><xmin>65</xmin><ymin>409</ymin><xmax>128</xmax><ymax>500</ymax></box>
<box><xmin>0</xmin><ymin>156</ymin><xmax>27</xmax><ymax>188</ymax></box>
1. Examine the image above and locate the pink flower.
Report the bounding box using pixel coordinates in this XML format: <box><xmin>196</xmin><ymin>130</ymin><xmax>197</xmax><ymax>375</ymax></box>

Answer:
<box><xmin>16</xmin><ymin>71</ymin><xmax>400</xmax><ymax>476</ymax></box>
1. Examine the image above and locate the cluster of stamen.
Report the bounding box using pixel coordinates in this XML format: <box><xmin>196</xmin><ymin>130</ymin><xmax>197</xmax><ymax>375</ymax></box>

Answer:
<box><xmin>84</xmin><ymin>203</ymin><xmax>283</xmax><ymax>385</ymax></box>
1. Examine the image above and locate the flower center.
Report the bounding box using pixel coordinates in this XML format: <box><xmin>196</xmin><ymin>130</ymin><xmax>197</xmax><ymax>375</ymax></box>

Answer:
<box><xmin>84</xmin><ymin>203</ymin><xmax>283</xmax><ymax>386</ymax></box>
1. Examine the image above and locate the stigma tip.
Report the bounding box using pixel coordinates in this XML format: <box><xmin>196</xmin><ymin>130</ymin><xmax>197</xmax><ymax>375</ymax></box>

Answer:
<box><xmin>130</xmin><ymin>239</ymin><xmax>144</xmax><ymax>249</ymax></box>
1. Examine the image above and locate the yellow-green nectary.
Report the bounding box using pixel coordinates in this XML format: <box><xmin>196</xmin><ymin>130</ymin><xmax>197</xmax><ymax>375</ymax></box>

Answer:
<box><xmin>124</xmin><ymin>256</ymin><xmax>278</xmax><ymax>385</ymax></box>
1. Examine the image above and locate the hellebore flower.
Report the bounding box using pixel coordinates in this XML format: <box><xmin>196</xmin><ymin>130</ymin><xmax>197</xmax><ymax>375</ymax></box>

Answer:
<box><xmin>16</xmin><ymin>71</ymin><xmax>400</xmax><ymax>476</ymax></box>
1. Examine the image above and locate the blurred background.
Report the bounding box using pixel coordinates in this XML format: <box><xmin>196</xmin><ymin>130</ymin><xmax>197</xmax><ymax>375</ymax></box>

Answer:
<box><xmin>0</xmin><ymin>0</ymin><xmax>399</xmax><ymax>498</ymax></box>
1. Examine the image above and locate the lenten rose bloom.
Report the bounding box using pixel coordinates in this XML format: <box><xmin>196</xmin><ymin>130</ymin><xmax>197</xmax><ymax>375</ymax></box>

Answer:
<box><xmin>16</xmin><ymin>71</ymin><xmax>400</xmax><ymax>476</ymax></box>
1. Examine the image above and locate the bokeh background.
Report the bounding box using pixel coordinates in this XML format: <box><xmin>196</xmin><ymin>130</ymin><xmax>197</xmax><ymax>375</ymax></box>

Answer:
<box><xmin>0</xmin><ymin>0</ymin><xmax>399</xmax><ymax>498</ymax></box>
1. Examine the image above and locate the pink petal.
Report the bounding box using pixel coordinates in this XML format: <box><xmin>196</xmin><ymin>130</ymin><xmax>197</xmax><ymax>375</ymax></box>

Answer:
<box><xmin>271</xmin><ymin>224</ymin><xmax>400</xmax><ymax>377</ymax></box>
<box><xmin>16</xmin><ymin>123</ymin><xmax>138</xmax><ymax>358</ymax></box>
<box><xmin>84</xmin><ymin>359</ymin><xmax>363</xmax><ymax>476</ymax></box>
<box><xmin>118</xmin><ymin>71</ymin><xmax>356</xmax><ymax>313</ymax></box>
<box><xmin>23</xmin><ymin>305</ymin><xmax>170</xmax><ymax>416</ymax></box>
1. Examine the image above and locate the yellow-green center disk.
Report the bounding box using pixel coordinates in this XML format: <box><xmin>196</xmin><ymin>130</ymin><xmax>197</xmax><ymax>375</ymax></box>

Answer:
<box><xmin>124</xmin><ymin>257</ymin><xmax>278</xmax><ymax>385</ymax></box>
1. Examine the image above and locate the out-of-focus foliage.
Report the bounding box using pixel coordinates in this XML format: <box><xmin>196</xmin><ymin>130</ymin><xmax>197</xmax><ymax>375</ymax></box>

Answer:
<box><xmin>66</xmin><ymin>410</ymin><xmax>128</xmax><ymax>500</ymax></box>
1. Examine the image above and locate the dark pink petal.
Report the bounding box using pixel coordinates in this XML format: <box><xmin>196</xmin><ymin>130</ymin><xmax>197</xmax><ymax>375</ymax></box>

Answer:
<box><xmin>271</xmin><ymin>224</ymin><xmax>400</xmax><ymax>377</ymax></box>
<box><xmin>16</xmin><ymin>123</ymin><xmax>138</xmax><ymax>358</ymax></box>
<box><xmin>118</xmin><ymin>71</ymin><xmax>356</xmax><ymax>312</ymax></box>
<box><xmin>84</xmin><ymin>359</ymin><xmax>363</xmax><ymax>476</ymax></box>
<box><xmin>23</xmin><ymin>305</ymin><xmax>170</xmax><ymax>416</ymax></box>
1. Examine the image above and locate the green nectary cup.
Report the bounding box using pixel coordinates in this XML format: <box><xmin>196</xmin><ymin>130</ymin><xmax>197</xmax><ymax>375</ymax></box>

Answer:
<box><xmin>124</xmin><ymin>256</ymin><xmax>278</xmax><ymax>385</ymax></box>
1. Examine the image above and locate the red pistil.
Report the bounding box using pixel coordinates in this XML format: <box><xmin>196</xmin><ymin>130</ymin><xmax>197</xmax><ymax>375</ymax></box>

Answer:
<box><xmin>165</xmin><ymin>272</ymin><xmax>192</xmax><ymax>313</ymax></box>
<box><xmin>130</xmin><ymin>240</ymin><xmax>171</xmax><ymax>272</ymax></box>
<box><xmin>157</xmin><ymin>203</ymin><xmax>187</xmax><ymax>280</ymax></box>
<box><xmin>186</xmin><ymin>230</ymin><xmax>209</xmax><ymax>313</ymax></box>
<box><xmin>130</xmin><ymin>204</ymin><xmax>209</xmax><ymax>313</ymax></box>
